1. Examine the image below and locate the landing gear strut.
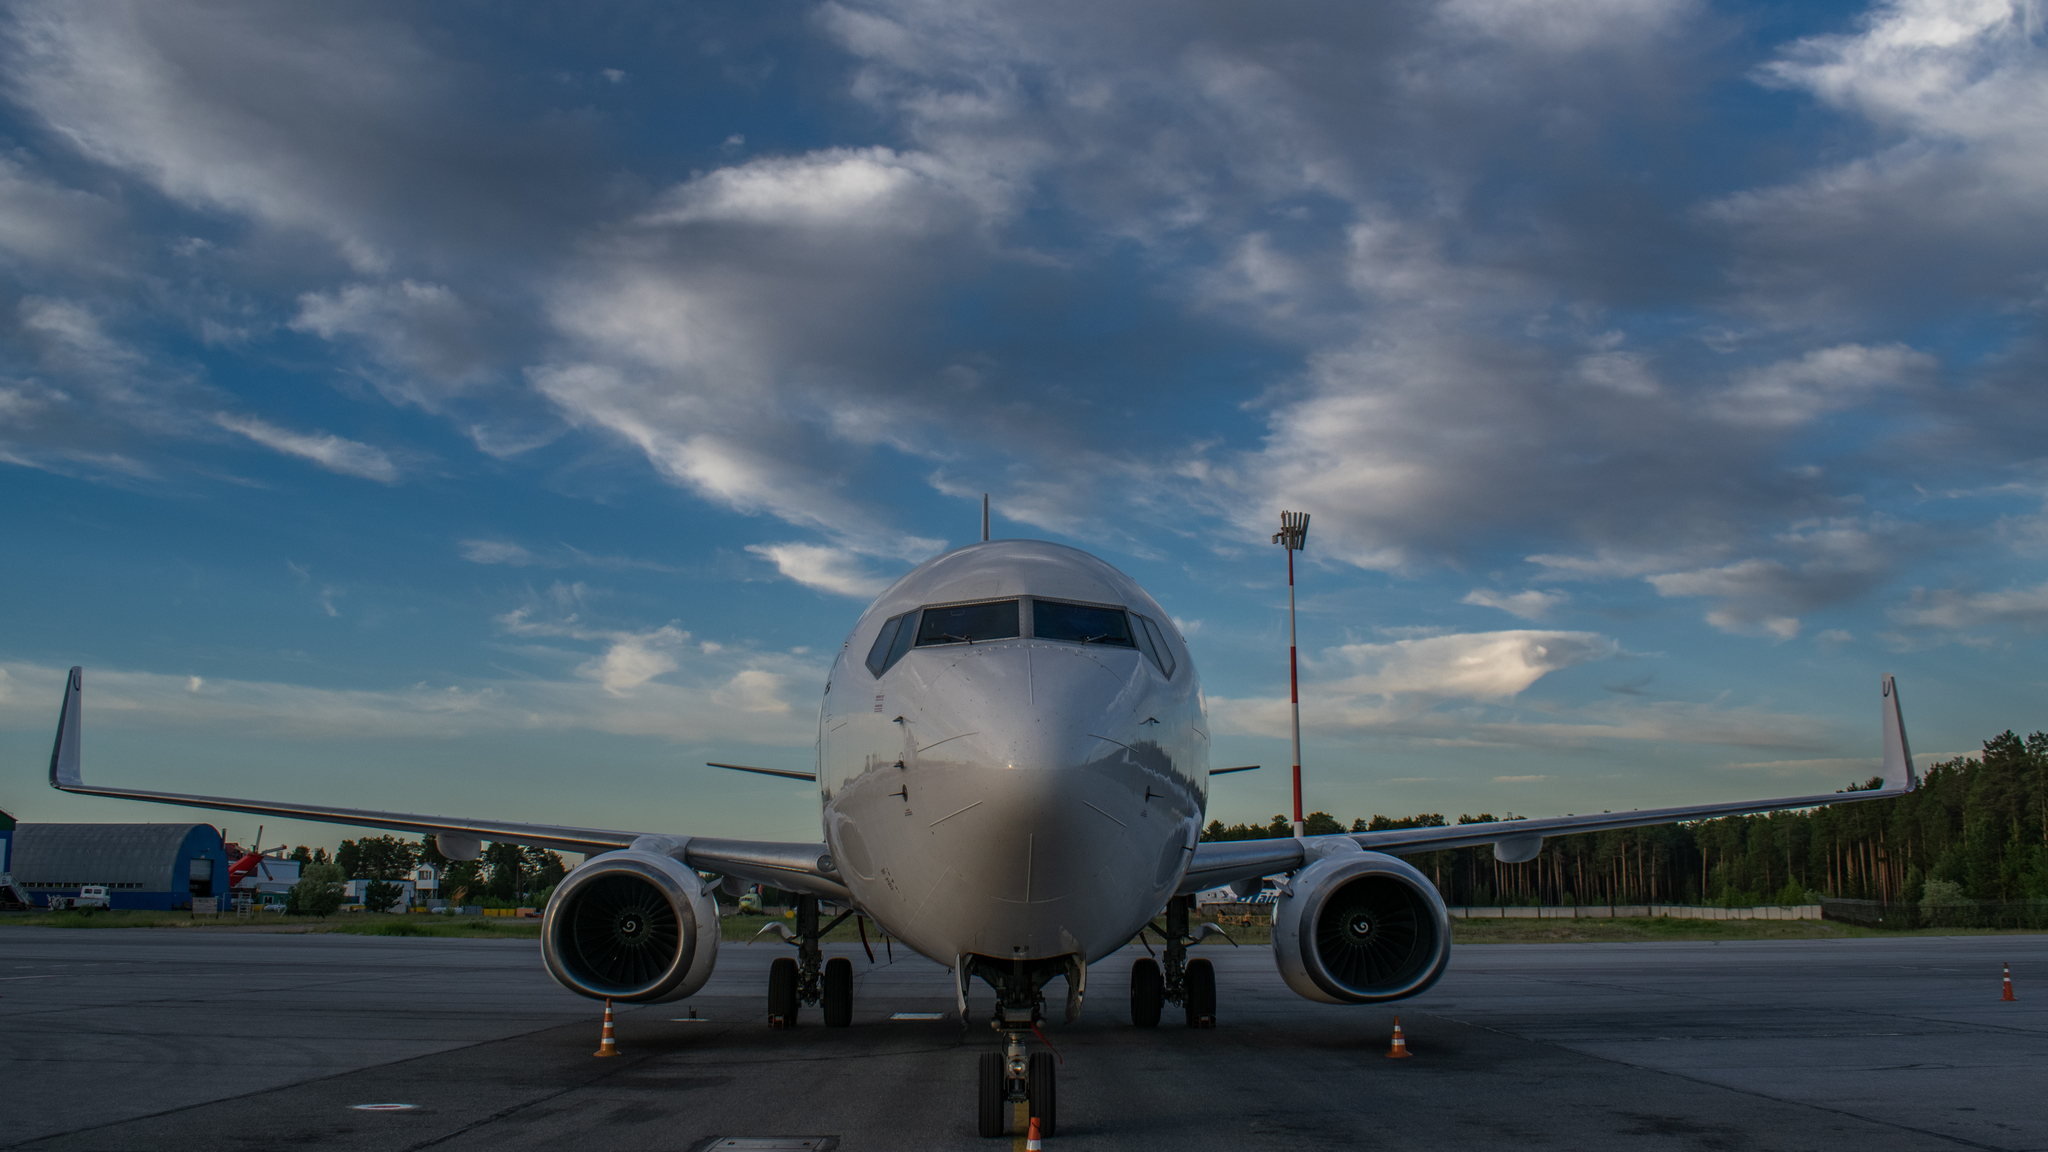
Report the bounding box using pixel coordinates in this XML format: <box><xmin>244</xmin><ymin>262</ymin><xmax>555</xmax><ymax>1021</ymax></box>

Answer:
<box><xmin>765</xmin><ymin>894</ymin><xmax>860</xmax><ymax>1028</ymax></box>
<box><xmin>1130</xmin><ymin>895</ymin><xmax>1220</xmax><ymax>1028</ymax></box>
<box><xmin>966</xmin><ymin>955</ymin><xmax>1065</xmax><ymax>1138</ymax></box>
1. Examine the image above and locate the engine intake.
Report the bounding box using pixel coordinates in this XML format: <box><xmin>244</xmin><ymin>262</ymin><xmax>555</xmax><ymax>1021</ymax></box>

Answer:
<box><xmin>542</xmin><ymin>849</ymin><xmax>719</xmax><ymax>1003</ymax></box>
<box><xmin>1272</xmin><ymin>849</ymin><xmax>1451</xmax><ymax>1004</ymax></box>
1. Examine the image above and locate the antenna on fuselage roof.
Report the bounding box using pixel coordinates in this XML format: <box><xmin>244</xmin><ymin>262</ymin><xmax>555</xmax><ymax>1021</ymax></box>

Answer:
<box><xmin>981</xmin><ymin>494</ymin><xmax>990</xmax><ymax>542</ymax></box>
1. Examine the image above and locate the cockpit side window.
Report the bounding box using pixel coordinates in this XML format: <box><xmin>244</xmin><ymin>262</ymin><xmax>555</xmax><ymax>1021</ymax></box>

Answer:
<box><xmin>1133</xmin><ymin>613</ymin><xmax>1177</xmax><ymax>677</ymax></box>
<box><xmin>914</xmin><ymin>599</ymin><xmax>1021</xmax><ymax>647</ymax></box>
<box><xmin>865</xmin><ymin>611</ymin><xmax>918</xmax><ymax>677</ymax></box>
<box><xmin>1033</xmin><ymin>600</ymin><xmax>1137</xmax><ymax>648</ymax></box>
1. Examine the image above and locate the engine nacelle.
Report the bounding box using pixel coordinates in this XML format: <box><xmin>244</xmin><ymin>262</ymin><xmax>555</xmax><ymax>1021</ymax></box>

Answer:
<box><xmin>1272</xmin><ymin>849</ymin><xmax>1451</xmax><ymax>1004</ymax></box>
<box><xmin>542</xmin><ymin>849</ymin><xmax>720</xmax><ymax>1003</ymax></box>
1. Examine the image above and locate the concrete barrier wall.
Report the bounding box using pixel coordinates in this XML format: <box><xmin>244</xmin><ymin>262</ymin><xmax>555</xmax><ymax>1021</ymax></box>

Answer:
<box><xmin>1450</xmin><ymin>904</ymin><xmax>1821</xmax><ymax>920</ymax></box>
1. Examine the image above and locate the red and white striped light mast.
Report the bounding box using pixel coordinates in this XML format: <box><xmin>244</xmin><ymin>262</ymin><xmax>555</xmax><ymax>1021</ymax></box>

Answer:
<box><xmin>1273</xmin><ymin>511</ymin><xmax>1310</xmax><ymax>838</ymax></box>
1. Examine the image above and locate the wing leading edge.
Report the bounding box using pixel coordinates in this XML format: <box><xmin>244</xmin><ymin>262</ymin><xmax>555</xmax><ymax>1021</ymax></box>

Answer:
<box><xmin>43</xmin><ymin>667</ymin><xmax>848</xmax><ymax>899</ymax></box>
<box><xmin>1181</xmin><ymin>675</ymin><xmax>1921</xmax><ymax>892</ymax></box>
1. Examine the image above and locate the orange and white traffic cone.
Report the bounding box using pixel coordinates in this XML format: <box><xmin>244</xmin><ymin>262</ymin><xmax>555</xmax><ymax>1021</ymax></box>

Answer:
<box><xmin>594</xmin><ymin>998</ymin><xmax>620</xmax><ymax>1057</ymax></box>
<box><xmin>1386</xmin><ymin>1016</ymin><xmax>1412</xmax><ymax>1058</ymax></box>
<box><xmin>1026</xmin><ymin>1116</ymin><xmax>1043</xmax><ymax>1150</ymax></box>
<box><xmin>2003</xmin><ymin>963</ymin><xmax>2017</xmax><ymax>1002</ymax></box>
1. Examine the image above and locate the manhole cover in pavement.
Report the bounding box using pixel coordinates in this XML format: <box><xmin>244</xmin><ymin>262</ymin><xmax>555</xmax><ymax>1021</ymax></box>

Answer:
<box><xmin>349</xmin><ymin>1104</ymin><xmax>419</xmax><ymax>1112</ymax></box>
<box><xmin>890</xmin><ymin>1011</ymin><xmax>947</xmax><ymax>1020</ymax></box>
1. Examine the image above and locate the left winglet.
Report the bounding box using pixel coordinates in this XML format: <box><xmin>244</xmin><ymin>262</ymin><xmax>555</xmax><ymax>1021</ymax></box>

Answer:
<box><xmin>48</xmin><ymin>665</ymin><xmax>82</xmax><ymax>790</ymax></box>
<box><xmin>1881</xmin><ymin>674</ymin><xmax>1917</xmax><ymax>792</ymax></box>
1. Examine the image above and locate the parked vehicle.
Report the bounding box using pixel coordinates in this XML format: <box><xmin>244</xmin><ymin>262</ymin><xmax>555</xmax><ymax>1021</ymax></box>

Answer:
<box><xmin>46</xmin><ymin>885</ymin><xmax>111</xmax><ymax>912</ymax></box>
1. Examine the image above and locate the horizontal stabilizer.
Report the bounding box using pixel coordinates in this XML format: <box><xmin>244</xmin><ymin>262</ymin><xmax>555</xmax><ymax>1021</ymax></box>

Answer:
<box><xmin>707</xmin><ymin>762</ymin><xmax>817</xmax><ymax>782</ymax></box>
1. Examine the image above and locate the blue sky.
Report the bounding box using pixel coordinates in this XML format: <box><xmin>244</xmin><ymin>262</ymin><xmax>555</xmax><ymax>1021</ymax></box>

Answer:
<box><xmin>4</xmin><ymin>0</ymin><xmax>2047</xmax><ymax>854</ymax></box>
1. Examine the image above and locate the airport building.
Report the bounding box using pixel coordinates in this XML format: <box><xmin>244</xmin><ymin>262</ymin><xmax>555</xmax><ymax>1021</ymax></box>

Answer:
<box><xmin>8</xmin><ymin>823</ymin><xmax>230</xmax><ymax>911</ymax></box>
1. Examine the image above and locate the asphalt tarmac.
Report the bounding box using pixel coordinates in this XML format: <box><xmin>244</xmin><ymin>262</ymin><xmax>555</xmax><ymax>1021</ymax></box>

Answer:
<box><xmin>1</xmin><ymin>926</ymin><xmax>2042</xmax><ymax>1151</ymax></box>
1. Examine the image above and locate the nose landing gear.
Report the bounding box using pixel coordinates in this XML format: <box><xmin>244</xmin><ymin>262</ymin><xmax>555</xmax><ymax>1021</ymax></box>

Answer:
<box><xmin>965</xmin><ymin>955</ymin><xmax>1066</xmax><ymax>1138</ymax></box>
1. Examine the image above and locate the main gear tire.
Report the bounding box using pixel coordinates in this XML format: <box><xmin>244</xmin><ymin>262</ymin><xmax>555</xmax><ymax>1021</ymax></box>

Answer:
<box><xmin>768</xmin><ymin>956</ymin><xmax>800</xmax><ymax>1027</ymax></box>
<box><xmin>822</xmin><ymin>956</ymin><xmax>853</xmax><ymax>1027</ymax></box>
<box><xmin>1131</xmin><ymin>957</ymin><xmax>1164</xmax><ymax>1027</ymax></box>
<box><xmin>1184</xmin><ymin>956</ymin><xmax>1217</xmax><ymax>1028</ymax></box>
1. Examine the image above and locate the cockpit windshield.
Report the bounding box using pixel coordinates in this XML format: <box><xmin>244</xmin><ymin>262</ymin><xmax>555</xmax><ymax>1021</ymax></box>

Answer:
<box><xmin>914</xmin><ymin>599</ymin><xmax>1021</xmax><ymax>646</ymax></box>
<box><xmin>1032</xmin><ymin>600</ymin><xmax>1136</xmax><ymax>647</ymax></box>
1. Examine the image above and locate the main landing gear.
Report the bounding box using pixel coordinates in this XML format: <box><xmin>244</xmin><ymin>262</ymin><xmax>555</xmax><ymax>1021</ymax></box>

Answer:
<box><xmin>763</xmin><ymin>894</ymin><xmax>859</xmax><ymax>1028</ymax></box>
<box><xmin>1130</xmin><ymin>894</ymin><xmax>1224</xmax><ymax>1029</ymax></box>
<box><xmin>964</xmin><ymin>955</ymin><xmax>1070</xmax><ymax>1139</ymax></box>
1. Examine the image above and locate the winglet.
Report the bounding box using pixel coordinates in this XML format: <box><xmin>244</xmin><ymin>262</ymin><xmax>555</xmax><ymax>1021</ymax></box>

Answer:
<box><xmin>1881</xmin><ymin>674</ymin><xmax>1917</xmax><ymax>792</ymax></box>
<box><xmin>48</xmin><ymin>666</ymin><xmax>82</xmax><ymax>790</ymax></box>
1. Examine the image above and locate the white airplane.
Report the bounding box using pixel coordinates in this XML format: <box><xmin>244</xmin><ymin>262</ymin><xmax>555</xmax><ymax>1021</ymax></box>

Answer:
<box><xmin>44</xmin><ymin>536</ymin><xmax>1919</xmax><ymax>1138</ymax></box>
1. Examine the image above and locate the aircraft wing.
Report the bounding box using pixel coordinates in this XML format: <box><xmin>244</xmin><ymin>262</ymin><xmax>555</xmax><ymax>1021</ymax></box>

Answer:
<box><xmin>1181</xmin><ymin>675</ymin><xmax>1920</xmax><ymax>890</ymax></box>
<box><xmin>42</xmin><ymin>667</ymin><xmax>849</xmax><ymax>900</ymax></box>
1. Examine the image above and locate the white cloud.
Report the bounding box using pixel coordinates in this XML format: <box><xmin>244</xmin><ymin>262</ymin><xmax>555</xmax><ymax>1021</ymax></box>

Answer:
<box><xmin>711</xmin><ymin>668</ymin><xmax>795</xmax><ymax>714</ymax></box>
<box><xmin>1438</xmin><ymin>0</ymin><xmax>1698</xmax><ymax>54</ymax></box>
<box><xmin>641</xmin><ymin>147</ymin><xmax>989</xmax><ymax>232</ymax></box>
<box><xmin>457</xmin><ymin>538</ymin><xmax>682</xmax><ymax>573</ymax></box>
<box><xmin>459</xmin><ymin>539</ymin><xmax>538</xmax><ymax>566</ymax></box>
<box><xmin>0</xmin><ymin>155</ymin><xmax>114</xmax><ymax>263</ymax></box>
<box><xmin>1891</xmin><ymin>579</ymin><xmax>2048</xmax><ymax>630</ymax></box>
<box><xmin>1463</xmin><ymin>588</ymin><xmax>1568</xmax><ymax>620</ymax></box>
<box><xmin>1757</xmin><ymin>0</ymin><xmax>2044</xmax><ymax>140</ymax></box>
<box><xmin>2</xmin><ymin>4</ymin><xmax>441</xmax><ymax>270</ymax></box>
<box><xmin>1722</xmin><ymin>756</ymin><xmax>1877</xmax><ymax>779</ymax></box>
<box><xmin>290</xmin><ymin>281</ymin><xmax>494</xmax><ymax>406</ymax></box>
<box><xmin>0</xmin><ymin>656</ymin><xmax>823</xmax><ymax>746</ymax></box>
<box><xmin>1492</xmin><ymin>774</ymin><xmax>1548</xmax><ymax>783</ymax></box>
<box><xmin>1210</xmin><ymin>630</ymin><xmax>1618</xmax><ymax>739</ymax></box>
<box><xmin>1711</xmin><ymin>0</ymin><xmax>2048</xmax><ymax>322</ymax></box>
<box><xmin>1706</xmin><ymin>343</ymin><xmax>1932</xmax><ymax>428</ymax></box>
<box><xmin>1322</xmin><ymin>630</ymin><xmax>1617</xmax><ymax>700</ymax></box>
<box><xmin>1644</xmin><ymin>518</ymin><xmax>1899</xmax><ymax>639</ymax></box>
<box><xmin>213</xmin><ymin>412</ymin><xmax>400</xmax><ymax>483</ymax></box>
<box><xmin>747</xmin><ymin>543</ymin><xmax>894</xmax><ymax>599</ymax></box>
<box><xmin>577</xmin><ymin>625</ymin><xmax>686</xmax><ymax>697</ymax></box>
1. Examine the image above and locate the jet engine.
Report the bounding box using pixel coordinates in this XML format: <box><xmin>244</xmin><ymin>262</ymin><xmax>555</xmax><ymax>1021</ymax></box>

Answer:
<box><xmin>541</xmin><ymin>848</ymin><xmax>720</xmax><ymax>1003</ymax></box>
<box><xmin>1272</xmin><ymin>848</ymin><xmax>1451</xmax><ymax>1004</ymax></box>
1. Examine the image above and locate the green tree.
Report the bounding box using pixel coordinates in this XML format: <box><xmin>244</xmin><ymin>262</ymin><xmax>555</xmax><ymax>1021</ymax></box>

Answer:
<box><xmin>1302</xmin><ymin>811</ymin><xmax>1345</xmax><ymax>836</ymax></box>
<box><xmin>481</xmin><ymin>844</ymin><xmax>567</xmax><ymax>903</ymax></box>
<box><xmin>337</xmin><ymin>835</ymin><xmax>419</xmax><ymax>881</ymax></box>
<box><xmin>363</xmin><ymin>879</ymin><xmax>405</xmax><ymax>913</ymax></box>
<box><xmin>288</xmin><ymin>863</ymin><xmax>344</xmax><ymax>917</ymax></box>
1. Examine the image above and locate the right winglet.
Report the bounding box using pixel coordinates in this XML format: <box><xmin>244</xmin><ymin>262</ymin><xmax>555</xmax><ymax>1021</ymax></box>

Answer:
<box><xmin>48</xmin><ymin>665</ymin><xmax>82</xmax><ymax>790</ymax></box>
<box><xmin>1881</xmin><ymin>673</ymin><xmax>1917</xmax><ymax>792</ymax></box>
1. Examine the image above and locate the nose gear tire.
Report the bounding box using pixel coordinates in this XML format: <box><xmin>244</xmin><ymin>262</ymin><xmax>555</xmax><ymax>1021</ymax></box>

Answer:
<box><xmin>977</xmin><ymin>1051</ymin><xmax>1007</xmax><ymax>1138</ymax></box>
<box><xmin>768</xmin><ymin>956</ymin><xmax>799</xmax><ymax>1027</ymax></box>
<box><xmin>1130</xmin><ymin>957</ymin><xmax>1163</xmax><ymax>1027</ymax></box>
<box><xmin>1028</xmin><ymin>1050</ymin><xmax>1057</xmax><ymax>1136</ymax></box>
<box><xmin>1184</xmin><ymin>957</ymin><xmax>1216</xmax><ymax>1028</ymax></box>
<box><xmin>823</xmin><ymin>956</ymin><xmax>853</xmax><ymax>1027</ymax></box>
